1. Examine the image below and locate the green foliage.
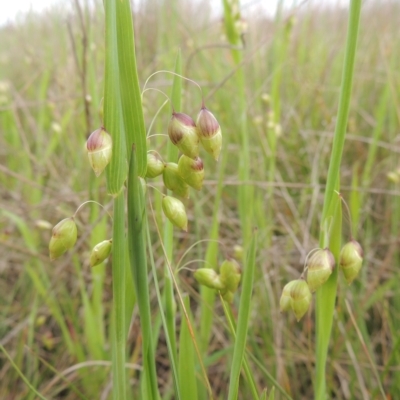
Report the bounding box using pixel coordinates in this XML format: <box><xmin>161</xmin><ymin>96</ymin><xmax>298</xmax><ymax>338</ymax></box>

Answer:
<box><xmin>1</xmin><ymin>0</ymin><xmax>399</xmax><ymax>398</ymax></box>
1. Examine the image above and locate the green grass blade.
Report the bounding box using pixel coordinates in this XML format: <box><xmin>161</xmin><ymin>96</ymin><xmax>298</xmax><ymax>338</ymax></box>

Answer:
<box><xmin>268</xmin><ymin>387</ymin><xmax>276</xmax><ymax>400</ymax></box>
<box><xmin>178</xmin><ymin>296</ymin><xmax>198</xmax><ymax>400</ymax></box>
<box><xmin>221</xmin><ymin>298</ymin><xmax>259</xmax><ymax>399</ymax></box>
<box><xmin>88</xmin><ymin>211</ymin><xmax>107</xmax><ymax>356</ymax></box>
<box><xmin>103</xmin><ymin>1</ymin><xmax>150</xmax><ymax>398</ymax></box>
<box><xmin>0</xmin><ymin>345</ymin><xmax>47</xmax><ymax>400</ymax></box>
<box><xmin>146</xmin><ymin>215</ymin><xmax>181</xmax><ymax>400</ymax></box>
<box><xmin>319</xmin><ymin>0</ymin><xmax>362</xmax><ymax>221</ymax></box>
<box><xmin>315</xmin><ymin>193</ymin><xmax>342</xmax><ymax>398</ymax></box>
<box><xmin>228</xmin><ymin>230</ymin><xmax>258</xmax><ymax>400</ymax></box>
<box><xmin>127</xmin><ymin>145</ymin><xmax>159</xmax><ymax>400</ymax></box>
<box><xmin>111</xmin><ymin>192</ymin><xmax>127</xmax><ymax>400</ymax></box>
<box><xmin>349</xmin><ymin>163</ymin><xmax>361</xmax><ymax>237</ymax></box>
<box><xmin>104</xmin><ymin>0</ymin><xmax>127</xmax><ymax>195</ymax></box>
<box><xmin>315</xmin><ymin>1</ymin><xmax>362</xmax><ymax>398</ymax></box>
<box><xmin>115</xmin><ymin>0</ymin><xmax>147</xmax><ymax>175</ymax></box>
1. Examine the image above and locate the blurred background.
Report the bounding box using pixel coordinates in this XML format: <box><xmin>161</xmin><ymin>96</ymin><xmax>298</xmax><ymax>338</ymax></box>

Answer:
<box><xmin>0</xmin><ymin>0</ymin><xmax>399</xmax><ymax>399</ymax></box>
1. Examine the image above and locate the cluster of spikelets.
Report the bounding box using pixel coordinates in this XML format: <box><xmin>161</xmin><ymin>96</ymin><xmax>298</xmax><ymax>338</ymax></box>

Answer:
<box><xmin>280</xmin><ymin>239</ymin><xmax>364</xmax><ymax>321</ymax></box>
<box><xmin>48</xmin><ymin>216</ymin><xmax>112</xmax><ymax>266</ymax></box>
<box><xmin>194</xmin><ymin>259</ymin><xmax>242</xmax><ymax>303</ymax></box>
<box><xmin>145</xmin><ymin>106</ymin><xmax>222</xmax><ymax>231</ymax></box>
<box><xmin>47</xmin><ymin>126</ymin><xmax>113</xmax><ymax>264</ymax></box>
<box><xmin>48</xmin><ymin>105</ymin><xmax>221</xmax><ymax>264</ymax></box>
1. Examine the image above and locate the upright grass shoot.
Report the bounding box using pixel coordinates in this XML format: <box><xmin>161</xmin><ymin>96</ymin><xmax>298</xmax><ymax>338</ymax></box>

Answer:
<box><xmin>103</xmin><ymin>0</ymin><xmax>151</xmax><ymax>398</ymax></box>
<box><xmin>315</xmin><ymin>1</ymin><xmax>362</xmax><ymax>398</ymax></box>
<box><xmin>162</xmin><ymin>52</ymin><xmax>182</xmax><ymax>373</ymax></box>
<box><xmin>222</xmin><ymin>0</ymin><xmax>253</xmax><ymax>246</ymax></box>
<box><xmin>127</xmin><ymin>146</ymin><xmax>159</xmax><ymax>399</ymax></box>
<box><xmin>227</xmin><ymin>230</ymin><xmax>258</xmax><ymax>400</ymax></box>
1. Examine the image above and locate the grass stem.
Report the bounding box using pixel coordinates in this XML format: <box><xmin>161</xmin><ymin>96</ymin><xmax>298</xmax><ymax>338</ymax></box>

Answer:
<box><xmin>315</xmin><ymin>1</ymin><xmax>362</xmax><ymax>398</ymax></box>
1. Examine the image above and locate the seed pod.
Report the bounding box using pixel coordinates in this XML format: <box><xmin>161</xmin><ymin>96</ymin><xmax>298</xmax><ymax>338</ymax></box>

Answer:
<box><xmin>49</xmin><ymin>217</ymin><xmax>78</xmax><ymax>260</ymax></box>
<box><xmin>163</xmin><ymin>162</ymin><xmax>190</xmax><ymax>199</ymax></box>
<box><xmin>387</xmin><ymin>171</ymin><xmax>400</xmax><ymax>183</ymax></box>
<box><xmin>90</xmin><ymin>239</ymin><xmax>112</xmax><ymax>267</ymax></box>
<box><xmin>290</xmin><ymin>279</ymin><xmax>312</xmax><ymax>321</ymax></box>
<box><xmin>145</xmin><ymin>153</ymin><xmax>165</xmax><ymax>178</ymax></box>
<box><xmin>162</xmin><ymin>196</ymin><xmax>188</xmax><ymax>231</ymax></box>
<box><xmin>177</xmin><ymin>155</ymin><xmax>204</xmax><ymax>191</ymax></box>
<box><xmin>261</xmin><ymin>93</ymin><xmax>271</xmax><ymax>105</ymax></box>
<box><xmin>279</xmin><ymin>280</ymin><xmax>297</xmax><ymax>313</ymax></box>
<box><xmin>306</xmin><ymin>248</ymin><xmax>335</xmax><ymax>292</ymax></box>
<box><xmin>196</xmin><ymin>106</ymin><xmax>222</xmax><ymax>161</ymax></box>
<box><xmin>340</xmin><ymin>240</ymin><xmax>363</xmax><ymax>284</ymax></box>
<box><xmin>168</xmin><ymin>112</ymin><xmax>199</xmax><ymax>159</ymax></box>
<box><xmin>86</xmin><ymin>127</ymin><xmax>112</xmax><ymax>176</ymax></box>
<box><xmin>194</xmin><ymin>268</ymin><xmax>225</xmax><ymax>290</ymax></box>
<box><xmin>233</xmin><ymin>244</ymin><xmax>244</xmax><ymax>261</ymax></box>
<box><xmin>220</xmin><ymin>259</ymin><xmax>241</xmax><ymax>293</ymax></box>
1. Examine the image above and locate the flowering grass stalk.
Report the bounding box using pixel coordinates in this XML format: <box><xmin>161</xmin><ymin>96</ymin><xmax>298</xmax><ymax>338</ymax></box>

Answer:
<box><xmin>315</xmin><ymin>1</ymin><xmax>362</xmax><ymax>398</ymax></box>
<box><xmin>222</xmin><ymin>0</ymin><xmax>253</xmax><ymax>245</ymax></box>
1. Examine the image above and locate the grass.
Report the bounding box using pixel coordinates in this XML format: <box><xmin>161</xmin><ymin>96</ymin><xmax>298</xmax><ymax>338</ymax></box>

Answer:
<box><xmin>0</xmin><ymin>0</ymin><xmax>400</xmax><ymax>398</ymax></box>
<box><xmin>315</xmin><ymin>1</ymin><xmax>361</xmax><ymax>398</ymax></box>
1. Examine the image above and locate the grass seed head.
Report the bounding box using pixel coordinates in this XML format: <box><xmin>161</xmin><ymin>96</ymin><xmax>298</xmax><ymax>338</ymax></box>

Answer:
<box><xmin>162</xmin><ymin>162</ymin><xmax>190</xmax><ymax>199</ymax></box>
<box><xmin>194</xmin><ymin>268</ymin><xmax>225</xmax><ymax>290</ymax></box>
<box><xmin>196</xmin><ymin>106</ymin><xmax>222</xmax><ymax>160</ymax></box>
<box><xmin>340</xmin><ymin>239</ymin><xmax>363</xmax><ymax>284</ymax></box>
<box><xmin>233</xmin><ymin>244</ymin><xmax>244</xmax><ymax>261</ymax></box>
<box><xmin>145</xmin><ymin>153</ymin><xmax>165</xmax><ymax>178</ymax></box>
<box><xmin>49</xmin><ymin>217</ymin><xmax>78</xmax><ymax>260</ymax></box>
<box><xmin>290</xmin><ymin>279</ymin><xmax>312</xmax><ymax>321</ymax></box>
<box><xmin>220</xmin><ymin>259</ymin><xmax>241</xmax><ymax>293</ymax></box>
<box><xmin>86</xmin><ymin>127</ymin><xmax>112</xmax><ymax>177</ymax></box>
<box><xmin>168</xmin><ymin>112</ymin><xmax>199</xmax><ymax>159</ymax></box>
<box><xmin>279</xmin><ymin>280</ymin><xmax>297</xmax><ymax>313</ymax></box>
<box><xmin>177</xmin><ymin>155</ymin><xmax>204</xmax><ymax>190</ymax></box>
<box><xmin>306</xmin><ymin>248</ymin><xmax>335</xmax><ymax>292</ymax></box>
<box><xmin>90</xmin><ymin>239</ymin><xmax>112</xmax><ymax>267</ymax></box>
<box><xmin>387</xmin><ymin>171</ymin><xmax>400</xmax><ymax>183</ymax></box>
<box><xmin>162</xmin><ymin>196</ymin><xmax>188</xmax><ymax>231</ymax></box>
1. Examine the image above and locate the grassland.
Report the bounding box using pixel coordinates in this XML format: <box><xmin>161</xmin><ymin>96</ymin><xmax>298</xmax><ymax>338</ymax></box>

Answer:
<box><xmin>0</xmin><ymin>0</ymin><xmax>399</xmax><ymax>399</ymax></box>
